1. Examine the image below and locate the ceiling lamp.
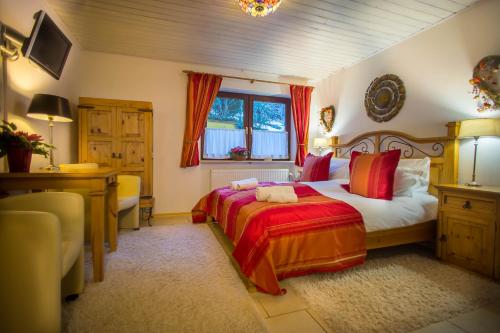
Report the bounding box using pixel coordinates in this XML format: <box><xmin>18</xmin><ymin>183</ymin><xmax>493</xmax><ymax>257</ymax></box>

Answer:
<box><xmin>238</xmin><ymin>0</ymin><xmax>282</xmax><ymax>17</ymax></box>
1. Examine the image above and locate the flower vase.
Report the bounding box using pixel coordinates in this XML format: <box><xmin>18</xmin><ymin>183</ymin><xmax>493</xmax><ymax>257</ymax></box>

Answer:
<box><xmin>7</xmin><ymin>147</ymin><xmax>32</xmax><ymax>172</ymax></box>
<box><xmin>230</xmin><ymin>153</ymin><xmax>247</xmax><ymax>161</ymax></box>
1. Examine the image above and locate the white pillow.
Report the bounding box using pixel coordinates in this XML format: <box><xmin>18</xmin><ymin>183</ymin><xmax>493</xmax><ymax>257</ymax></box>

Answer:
<box><xmin>393</xmin><ymin>157</ymin><xmax>431</xmax><ymax>196</ymax></box>
<box><xmin>329</xmin><ymin>158</ymin><xmax>349</xmax><ymax>180</ymax></box>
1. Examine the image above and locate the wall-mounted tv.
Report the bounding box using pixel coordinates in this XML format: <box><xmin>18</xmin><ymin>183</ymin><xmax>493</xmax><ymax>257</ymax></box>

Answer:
<box><xmin>22</xmin><ymin>10</ymin><xmax>72</xmax><ymax>80</ymax></box>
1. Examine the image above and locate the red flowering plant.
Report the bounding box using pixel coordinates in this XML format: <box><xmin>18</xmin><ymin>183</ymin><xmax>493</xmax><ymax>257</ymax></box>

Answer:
<box><xmin>0</xmin><ymin>121</ymin><xmax>54</xmax><ymax>158</ymax></box>
<box><xmin>229</xmin><ymin>146</ymin><xmax>248</xmax><ymax>159</ymax></box>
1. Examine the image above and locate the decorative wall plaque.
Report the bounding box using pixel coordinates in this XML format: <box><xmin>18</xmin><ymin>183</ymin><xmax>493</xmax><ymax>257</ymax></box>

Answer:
<box><xmin>470</xmin><ymin>55</ymin><xmax>500</xmax><ymax>112</ymax></box>
<box><xmin>364</xmin><ymin>74</ymin><xmax>406</xmax><ymax>122</ymax></box>
<box><xmin>320</xmin><ymin>105</ymin><xmax>335</xmax><ymax>132</ymax></box>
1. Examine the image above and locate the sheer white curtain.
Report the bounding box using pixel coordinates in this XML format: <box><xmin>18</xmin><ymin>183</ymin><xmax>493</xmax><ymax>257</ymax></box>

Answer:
<box><xmin>251</xmin><ymin>130</ymin><xmax>289</xmax><ymax>159</ymax></box>
<box><xmin>203</xmin><ymin>128</ymin><xmax>246</xmax><ymax>159</ymax></box>
<box><xmin>204</xmin><ymin>128</ymin><xmax>289</xmax><ymax>159</ymax></box>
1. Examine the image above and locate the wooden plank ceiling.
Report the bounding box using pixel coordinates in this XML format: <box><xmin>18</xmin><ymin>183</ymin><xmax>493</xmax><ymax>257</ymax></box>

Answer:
<box><xmin>48</xmin><ymin>0</ymin><xmax>478</xmax><ymax>79</ymax></box>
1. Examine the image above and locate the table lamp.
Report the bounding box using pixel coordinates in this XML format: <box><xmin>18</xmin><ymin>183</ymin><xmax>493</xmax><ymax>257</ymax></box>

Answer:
<box><xmin>27</xmin><ymin>94</ymin><xmax>72</xmax><ymax>170</ymax></box>
<box><xmin>458</xmin><ymin>118</ymin><xmax>500</xmax><ymax>186</ymax></box>
<box><xmin>313</xmin><ymin>137</ymin><xmax>329</xmax><ymax>155</ymax></box>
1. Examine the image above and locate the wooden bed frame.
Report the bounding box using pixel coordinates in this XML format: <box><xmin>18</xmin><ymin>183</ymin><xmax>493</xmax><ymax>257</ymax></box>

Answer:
<box><xmin>330</xmin><ymin>122</ymin><xmax>460</xmax><ymax>249</ymax></box>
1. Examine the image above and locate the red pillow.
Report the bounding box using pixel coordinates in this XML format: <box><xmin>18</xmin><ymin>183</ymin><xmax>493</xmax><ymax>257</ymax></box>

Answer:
<box><xmin>346</xmin><ymin>150</ymin><xmax>401</xmax><ymax>200</ymax></box>
<box><xmin>300</xmin><ymin>152</ymin><xmax>333</xmax><ymax>182</ymax></box>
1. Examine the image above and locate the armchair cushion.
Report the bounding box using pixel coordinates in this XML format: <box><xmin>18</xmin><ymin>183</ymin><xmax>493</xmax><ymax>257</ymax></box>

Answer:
<box><xmin>118</xmin><ymin>196</ymin><xmax>140</xmax><ymax>211</ymax></box>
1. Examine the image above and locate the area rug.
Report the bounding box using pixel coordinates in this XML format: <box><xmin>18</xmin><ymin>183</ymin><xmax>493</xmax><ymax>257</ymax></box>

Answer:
<box><xmin>288</xmin><ymin>246</ymin><xmax>500</xmax><ymax>333</ymax></box>
<box><xmin>62</xmin><ymin>221</ymin><xmax>268</xmax><ymax>333</ymax></box>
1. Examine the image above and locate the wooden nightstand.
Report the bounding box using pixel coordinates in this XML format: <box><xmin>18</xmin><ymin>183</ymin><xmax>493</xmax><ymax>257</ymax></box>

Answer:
<box><xmin>436</xmin><ymin>184</ymin><xmax>500</xmax><ymax>279</ymax></box>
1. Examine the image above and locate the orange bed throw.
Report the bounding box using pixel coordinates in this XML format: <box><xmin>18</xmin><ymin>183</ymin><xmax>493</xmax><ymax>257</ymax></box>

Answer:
<box><xmin>192</xmin><ymin>183</ymin><xmax>366</xmax><ymax>295</ymax></box>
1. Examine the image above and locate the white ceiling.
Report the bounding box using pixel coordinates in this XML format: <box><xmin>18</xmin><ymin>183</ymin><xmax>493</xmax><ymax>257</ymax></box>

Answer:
<box><xmin>48</xmin><ymin>0</ymin><xmax>479</xmax><ymax>80</ymax></box>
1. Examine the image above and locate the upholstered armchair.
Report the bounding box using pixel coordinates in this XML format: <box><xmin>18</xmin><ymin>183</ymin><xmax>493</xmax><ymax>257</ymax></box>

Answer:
<box><xmin>60</xmin><ymin>163</ymin><xmax>142</xmax><ymax>230</ymax></box>
<box><xmin>0</xmin><ymin>192</ymin><xmax>84</xmax><ymax>333</ymax></box>
<box><xmin>117</xmin><ymin>174</ymin><xmax>141</xmax><ymax>229</ymax></box>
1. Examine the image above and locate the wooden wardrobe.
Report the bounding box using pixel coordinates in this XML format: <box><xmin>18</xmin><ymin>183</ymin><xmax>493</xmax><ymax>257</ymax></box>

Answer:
<box><xmin>78</xmin><ymin>97</ymin><xmax>153</xmax><ymax>208</ymax></box>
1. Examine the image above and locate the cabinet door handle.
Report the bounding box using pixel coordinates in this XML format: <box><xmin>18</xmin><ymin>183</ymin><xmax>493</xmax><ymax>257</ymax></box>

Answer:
<box><xmin>112</xmin><ymin>152</ymin><xmax>116</xmax><ymax>158</ymax></box>
<box><xmin>462</xmin><ymin>200</ymin><xmax>472</xmax><ymax>209</ymax></box>
<box><xmin>90</xmin><ymin>128</ymin><xmax>94</xmax><ymax>133</ymax></box>
<box><xmin>118</xmin><ymin>152</ymin><xmax>123</xmax><ymax>159</ymax></box>
<box><xmin>97</xmin><ymin>128</ymin><xmax>102</xmax><ymax>133</ymax></box>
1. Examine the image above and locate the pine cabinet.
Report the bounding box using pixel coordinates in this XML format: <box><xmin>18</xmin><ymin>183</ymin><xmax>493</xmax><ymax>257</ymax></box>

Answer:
<box><xmin>436</xmin><ymin>184</ymin><xmax>500</xmax><ymax>279</ymax></box>
<box><xmin>78</xmin><ymin>97</ymin><xmax>153</xmax><ymax>200</ymax></box>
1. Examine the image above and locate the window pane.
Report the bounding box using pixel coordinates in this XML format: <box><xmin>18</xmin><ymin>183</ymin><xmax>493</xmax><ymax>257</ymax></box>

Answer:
<box><xmin>252</xmin><ymin>101</ymin><xmax>285</xmax><ymax>131</ymax></box>
<box><xmin>204</xmin><ymin>96</ymin><xmax>246</xmax><ymax>159</ymax></box>
<box><xmin>251</xmin><ymin>101</ymin><xmax>288</xmax><ymax>159</ymax></box>
<box><xmin>207</xmin><ymin>97</ymin><xmax>244</xmax><ymax>129</ymax></box>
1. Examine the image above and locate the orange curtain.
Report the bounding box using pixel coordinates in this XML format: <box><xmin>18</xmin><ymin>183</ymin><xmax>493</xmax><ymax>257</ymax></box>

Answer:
<box><xmin>181</xmin><ymin>73</ymin><xmax>223</xmax><ymax>167</ymax></box>
<box><xmin>290</xmin><ymin>85</ymin><xmax>314</xmax><ymax>167</ymax></box>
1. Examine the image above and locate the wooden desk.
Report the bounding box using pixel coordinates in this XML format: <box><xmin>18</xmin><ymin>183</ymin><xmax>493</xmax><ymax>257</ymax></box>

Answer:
<box><xmin>0</xmin><ymin>168</ymin><xmax>119</xmax><ymax>282</ymax></box>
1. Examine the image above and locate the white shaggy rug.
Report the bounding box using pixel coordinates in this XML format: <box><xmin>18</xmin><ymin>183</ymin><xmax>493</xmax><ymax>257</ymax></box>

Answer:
<box><xmin>62</xmin><ymin>222</ymin><xmax>268</xmax><ymax>333</ymax></box>
<box><xmin>288</xmin><ymin>246</ymin><xmax>500</xmax><ymax>333</ymax></box>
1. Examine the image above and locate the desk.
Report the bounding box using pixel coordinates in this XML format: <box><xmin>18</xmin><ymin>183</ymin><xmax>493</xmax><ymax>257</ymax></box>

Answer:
<box><xmin>0</xmin><ymin>168</ymin><xmax>119</xmax><ymax>282</ymax></box>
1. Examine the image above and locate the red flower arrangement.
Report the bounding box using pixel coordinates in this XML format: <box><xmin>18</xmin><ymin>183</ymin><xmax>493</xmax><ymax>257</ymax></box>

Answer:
<box><xmin>229</xmin><ymin>146</ymin><xmax>248</xmax><ymax>160</ymax></box>
<box><xmin>0</xmin><ymin>121</ymin><xmax>53</xmax><ymax>158</ymax></box>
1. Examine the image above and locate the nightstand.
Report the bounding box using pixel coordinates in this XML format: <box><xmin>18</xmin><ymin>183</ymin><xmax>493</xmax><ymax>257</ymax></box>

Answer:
<box><xmin>436</xmin><ymin>184</ymin><xmax>500</xmax><ymax>279</ymax></box>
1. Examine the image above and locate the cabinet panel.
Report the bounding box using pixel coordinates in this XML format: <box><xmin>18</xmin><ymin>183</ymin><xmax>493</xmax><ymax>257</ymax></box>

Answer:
<box><xmin>443</xmin><ymin>213</ymin><xmax>494</xmax><ymax>276</ymax></box>
<box><xmin>87</xmin><ymin>108</ymin><xmax>114</xmax><ymax>137</ymax></box>
<box><xmin>121</xmin><ymin>141</ymin><xmax>145</xmax><ymax>168</ymax></box>
<box><xmin>87</xmin><ymin>141</ymin><xmax>114</xmax><ymax>167</ymax></box>
<box><xmin>120</xmin><ymin>109</ymin><xmax>144</xmax><ymax>138</ymax></box>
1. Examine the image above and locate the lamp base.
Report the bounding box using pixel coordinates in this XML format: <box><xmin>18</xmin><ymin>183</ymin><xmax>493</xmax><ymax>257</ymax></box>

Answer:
<box><xmin>42</xmin><ymin>164</ymin><xmax>60</xmax><ymax>172</ymax></box>
<box><xmin>466</xmin><ymin>181</ymin><xmax>481</xmax><ymax>187</ymax></box>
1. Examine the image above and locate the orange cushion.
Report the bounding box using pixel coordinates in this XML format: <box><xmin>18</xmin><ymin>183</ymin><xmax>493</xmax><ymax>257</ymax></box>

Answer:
<box><xmin>346</xmin><ymin>150</ymin><xmax>401</xmax><ymax>200</ymax></box>
<box><xmin>300</xmin><ymin>152</ymin><xmax>333</xmax><ymax>182</ymax></box>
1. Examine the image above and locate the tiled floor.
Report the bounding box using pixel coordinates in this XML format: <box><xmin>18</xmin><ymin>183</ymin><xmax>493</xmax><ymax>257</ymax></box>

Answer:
<box><xmin>153</xmin><ymin>216</ymin><xmax>500</xmax><ymax>333</ymax></box>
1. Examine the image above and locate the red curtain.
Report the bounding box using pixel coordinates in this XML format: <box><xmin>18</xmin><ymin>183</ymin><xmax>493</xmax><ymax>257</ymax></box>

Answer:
<box><xmin>290</xmin><ymin>85</ymin><xmax>314</xmax><ymax>167</ymax></box>
<box><xmin>181</xmin><ymin>73</ymin><xmax>222</xmax><ymax>167</ymax></box>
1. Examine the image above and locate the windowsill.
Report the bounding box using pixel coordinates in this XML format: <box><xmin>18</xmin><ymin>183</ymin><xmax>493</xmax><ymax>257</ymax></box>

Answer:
<box><xmin>201</xmin><ymin>160</ymin><xmax>294</xmax><ymax>165</ymax></box>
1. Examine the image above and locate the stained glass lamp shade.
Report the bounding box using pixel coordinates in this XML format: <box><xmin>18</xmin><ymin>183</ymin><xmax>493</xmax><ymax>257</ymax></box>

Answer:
<box><xmin>238</xmin><ymin>0</ymin><xmax>282</xmax><ymax>17</ymax></box>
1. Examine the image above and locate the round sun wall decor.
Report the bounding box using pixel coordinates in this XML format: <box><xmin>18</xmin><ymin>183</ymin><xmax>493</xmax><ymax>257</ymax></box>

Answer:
<box><xmin>364</xmin><ymin>74</ymin><xmax>406</xmax><ymax>123</ymax></box>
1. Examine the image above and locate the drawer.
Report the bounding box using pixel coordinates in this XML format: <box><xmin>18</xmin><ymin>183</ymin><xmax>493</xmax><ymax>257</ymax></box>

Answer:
<box><xmin>442</xmin><ymin>193</ymin><xmax>495</xmax><ymax>217</ymax></box>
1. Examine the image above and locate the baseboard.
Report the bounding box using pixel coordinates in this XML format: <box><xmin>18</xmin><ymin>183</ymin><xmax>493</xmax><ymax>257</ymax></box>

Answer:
<box><xmin>153</xmin><ymin>211</ymin><xmax>192</xmax><ymax>218</ymax></box>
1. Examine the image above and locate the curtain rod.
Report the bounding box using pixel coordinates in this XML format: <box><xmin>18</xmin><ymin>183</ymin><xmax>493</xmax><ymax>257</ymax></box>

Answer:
<box><xmin>182</xmin><ymin>70</ymin><xmax>314</xmax><ymax>88</ymax></box>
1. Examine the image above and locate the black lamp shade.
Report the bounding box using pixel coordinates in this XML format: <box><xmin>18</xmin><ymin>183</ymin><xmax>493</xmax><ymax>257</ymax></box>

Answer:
<box><xmin>27</xmin><ymin>94</ymin><xmax>72</xmax><ymax>122</ymax></box>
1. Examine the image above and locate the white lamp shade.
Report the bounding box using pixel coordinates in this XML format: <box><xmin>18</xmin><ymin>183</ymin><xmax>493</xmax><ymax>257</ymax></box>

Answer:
<box><xmin>313</xmin><ymin>138</ymin><xmax>328</xmax><ymax>148</ymax></box>
<box><xmin>459</xmin><ymin>118</ymin><xmax>500</xmax><ymax>138</ymax></box>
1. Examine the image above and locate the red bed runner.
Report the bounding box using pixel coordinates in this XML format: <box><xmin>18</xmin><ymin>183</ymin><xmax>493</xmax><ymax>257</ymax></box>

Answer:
<box><xmin>192</xmin><ymin>183</ymin><xmax>366</xmax><ymax>295</ymax></box>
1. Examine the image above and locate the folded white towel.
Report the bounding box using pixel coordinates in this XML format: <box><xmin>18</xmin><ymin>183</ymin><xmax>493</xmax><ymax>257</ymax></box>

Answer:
<box><xmin>255</xmin><ymin>186</ymin><xmax>295</xmax><ymax>201</ymax></box>
<box><xmin>231</xmin><ymin>178</ymin><xmax>259</xmax><ymax>190</ymax></box>
<box><xmin>267</xmin><ymin>192</ymin><xmax>298</xmax><ymax>203</ymax></box>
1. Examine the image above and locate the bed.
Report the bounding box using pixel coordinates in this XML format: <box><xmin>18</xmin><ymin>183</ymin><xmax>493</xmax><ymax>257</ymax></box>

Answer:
<box><xmin>193</xmin><ymin>123</ymin><xmax>460</xmax><ymax>294</ymax></box>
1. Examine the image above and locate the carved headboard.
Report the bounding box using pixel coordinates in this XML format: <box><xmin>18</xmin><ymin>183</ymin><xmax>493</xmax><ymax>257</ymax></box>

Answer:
<box><xmin>330</xmin><ymin>122</ymin><xmax>460</xmax><ymax>196</ymax></box>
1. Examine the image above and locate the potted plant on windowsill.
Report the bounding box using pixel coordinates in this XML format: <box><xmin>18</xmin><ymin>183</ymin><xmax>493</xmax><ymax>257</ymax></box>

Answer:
<box><xmin>229</xmin><ymin>146</ymin><xmax>248</xmax><ymax>161</ymax></box>
<box><xmin>0</xmin><ymin>121</ymin><xmax>54</xmax><ymax>172</ymax></box>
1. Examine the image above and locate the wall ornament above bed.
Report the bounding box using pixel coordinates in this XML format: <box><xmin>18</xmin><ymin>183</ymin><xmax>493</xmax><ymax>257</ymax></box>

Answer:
<box><xmin>470</xmin><ymin>55</ymin><xmax>500</xmax><ymax>112</ymax></box>
<box><xmin>319</xmin><ymin>105</ymin><xmax>335</xmax><ymax>132</ymax></box>
<box><xmin>364</xmin><ymin>74</ymin><xmax>406</xmax><ymax>122</ymax></box>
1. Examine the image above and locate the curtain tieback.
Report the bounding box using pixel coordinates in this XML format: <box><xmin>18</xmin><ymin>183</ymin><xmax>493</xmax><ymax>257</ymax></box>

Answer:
<box><xmin>183</xmin><ymin>140</ymin><xmax>198</xmax><ymax>144</ymax></box>
<box><xmin>297</xmin><ymin>143</ymin><xmax>306</xmax><ymax>146</ymax></box>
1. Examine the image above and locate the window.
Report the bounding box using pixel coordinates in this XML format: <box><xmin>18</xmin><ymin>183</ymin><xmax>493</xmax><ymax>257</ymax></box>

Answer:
<box><xmin>202</xmin><ymin>92</ymin><xmax>290</xmax><ymax>160</ymax></box>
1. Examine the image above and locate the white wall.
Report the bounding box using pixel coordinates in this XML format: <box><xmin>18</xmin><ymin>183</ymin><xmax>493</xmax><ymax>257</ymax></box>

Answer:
<box><xmin>77</xmin><ymin>51</ymin><xmax>307</xmax><ymax>213</ymax></box>
<box><xmin>0</xmin><ymin>0</ymin><xmax>81</xmax><ymax>170</ymax></box>
<box><xmin>310</xmin><ymin>0</ymin><xmax>500</xmax><ymax>186</ymax></box>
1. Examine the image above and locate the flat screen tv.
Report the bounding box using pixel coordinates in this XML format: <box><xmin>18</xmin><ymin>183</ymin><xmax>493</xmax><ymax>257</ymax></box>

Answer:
<box><xmin>22</xmin><ymin>11</ymin><xmax>72</xmax><ymax>80</ymax></box>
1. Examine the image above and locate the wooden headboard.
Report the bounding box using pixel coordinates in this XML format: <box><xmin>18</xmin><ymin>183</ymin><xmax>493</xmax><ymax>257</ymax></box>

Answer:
<box><xmin>329</xmin><ymin>122</ymin><xmax>460</xmax><ymax>196</ymax></box>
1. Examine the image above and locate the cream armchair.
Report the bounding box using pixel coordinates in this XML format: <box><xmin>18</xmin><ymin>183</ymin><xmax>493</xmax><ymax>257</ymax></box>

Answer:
<box><xmin>117</xmin><ymin>174</ymin><xmax>141</xmax><ymax>229</ymax></box>
<box><xmin>0</xmin><ymin>192</ymin><xmax>84</xmax><ymax>333</ymax></box>
<box><xmin>60</xmin><ymin>164</ymin><xmax>142</xmax><ymax>230</ymax></box>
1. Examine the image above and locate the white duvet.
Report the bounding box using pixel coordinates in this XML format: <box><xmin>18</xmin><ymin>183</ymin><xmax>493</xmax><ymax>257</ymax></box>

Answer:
<box><xmin>302</xmin><ymin>179</ymin><xmax>438</xmax><ymax>232</ymax></box>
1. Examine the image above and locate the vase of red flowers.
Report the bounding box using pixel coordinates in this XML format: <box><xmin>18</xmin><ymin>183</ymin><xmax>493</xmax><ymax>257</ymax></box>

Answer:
<box><xmin>0</xmin><ymin>121</ymin><xmax>53</xmax><ymax>172</ymax></box>
<box><xmin>229</xmin><ymin>146</ymin><xmax>248</xmax><ymax>161</ymax></box>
